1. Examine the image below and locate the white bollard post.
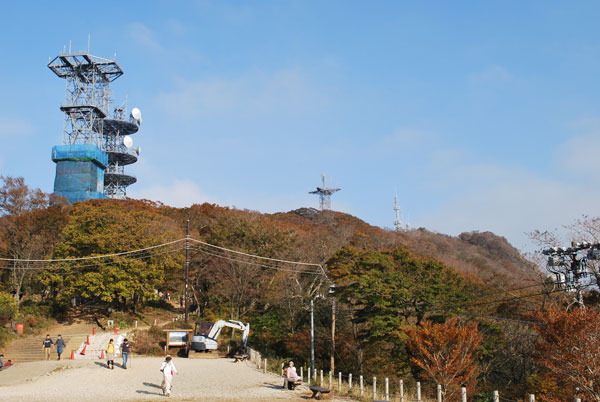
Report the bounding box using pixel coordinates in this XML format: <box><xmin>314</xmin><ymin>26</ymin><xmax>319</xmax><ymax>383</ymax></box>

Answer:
<box><xmin>329</xmin><ymin>370</ymin><xmax>332</xmax><ymax>387</ymax></box>
<box><xmin>320</xmin><ymin>369</ymin><xmax>323</xmax><ymax>387</ymax></box>
<box><xmin>349</xmin><ymin>373</ymin><xmax>352</xmax><ymax>390</ymax></box>
<box><xmin>360</xmin><ymin>375</ymin><xmax>364</xmax><ymax>397</ymax></box>
<box><xmin>400</xmin><ymin>380</ymin><xmax>405</xmax><ymax>402</ymax></box>
<box><xmin>575</xmin><ymin>399</ymin><xmax>581</xmax><ymax>402</ymax></box>
<box><xmin>300</xmin><ymin>366</ymin><xmax>303</xmax><ymax>381</ymax></box>
<box><xmin>417</xmin><ymin>382</ymin><xmax>422</xmax><ymax>402</ymax></box>
<box><xmin>373</xmin><ymin>376</ymin><xmax>377</xmax><ymax>400</ymax></box>
<box><xmin>264</xmin><ymin>358</ymin><xmax>267</xmax><ymax>374</ymax></box>
<box><xmin>493</xmin><ymin>391</ymin><xmax>499</xmax><ymax>402</ymax></box>
<box><xmin>437</xmin><ymin>384</ymin><xmax>442</xmax><ymax>402</ymax></box>
<box><xmin>339</xmin><ymin>372</ymin><xmax>342</xmax><ymax>393</ymax></box>
<box><xmin>385</xmin><ymin>377</ymin><xmax>389</xmax><ymax>401</ymax></box>
<box><xmin>462</xmin><ymin>387</ymin><xmax>467</xmax><ymax>402</ymax></box>
<box><xmin>308</xmin><ymin>366</ymin><xmax>311</xmax><ymax>384</ymax></box>
<box><xmin>135</xmin><ymin>320</ymin><xmax>137</xmax><ymax>329</ymax></box>
<box><xmin>529</xmin><ymin>394</ymin><xmax>535</xmax><ymax>402</ymax></box>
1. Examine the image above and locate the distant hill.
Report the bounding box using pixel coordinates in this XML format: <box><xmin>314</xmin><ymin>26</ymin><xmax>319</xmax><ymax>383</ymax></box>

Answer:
<box><xmin>167</xmin><ymin>204</ymin><xmax>540</xmax><ymax>289</ymax></box>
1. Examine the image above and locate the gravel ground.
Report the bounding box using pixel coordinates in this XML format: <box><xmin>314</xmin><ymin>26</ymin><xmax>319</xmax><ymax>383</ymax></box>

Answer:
<box><xmin>0</xmin><ymin>357</ymin><xmax>352</xmax><ymax>401</ymax></box>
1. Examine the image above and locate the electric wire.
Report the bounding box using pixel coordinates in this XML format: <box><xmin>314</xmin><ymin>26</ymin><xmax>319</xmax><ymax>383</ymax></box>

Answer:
<box><xmin>188</xmin><ymin>238</ymin><xmax>323</xmax><ymax>269</ymax></box>
<box><xmin>0</xmin><ymin>238</ymin><xmax>186</xmax><ymax>262</ymax></box>
<box><xmin>188</xmin><ymin>246</ymin><xmax>323</xmax><ymax>275</ymax></box>
<box><xmin>0</xmin><ymin>246</ymin><xmax>183</xmax><ymax>270</ymax></box>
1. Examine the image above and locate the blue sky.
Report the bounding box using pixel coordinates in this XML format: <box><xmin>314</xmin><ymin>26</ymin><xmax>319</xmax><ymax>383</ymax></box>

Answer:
<box><xmin>1</xmin><ymin>1</ymin><xmax>600</xmax><ymax>251</ymax></box>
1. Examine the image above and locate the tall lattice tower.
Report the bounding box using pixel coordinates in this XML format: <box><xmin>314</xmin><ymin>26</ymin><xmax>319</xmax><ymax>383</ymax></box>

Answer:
<box><xmin>48</xmin><ymin>46</ymin><xmax>141</xmax><ymax>203</ymax></box>
<box><xmin>393</xmin><ymin>193</ymin><xmax>411</xmax><ymax>231</ymax></box>
<box><xmin>394</xmin><ymin>194</ymin><xmax>402</xmax><ymax>231</ymax></box>
<box><xmin>309</xmin><ymin>174</ymin><xmax>340</xmax><ymax>210</ymax></box>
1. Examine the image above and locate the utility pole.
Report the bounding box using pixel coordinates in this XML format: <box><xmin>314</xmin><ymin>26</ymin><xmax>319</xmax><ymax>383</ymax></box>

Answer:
<box><xmin>310</xmin><ymin>299</ymin><xmax>315</xmax><ymax>375</ymax></box>
<box><xmin>330</xmin><ymin>298</ymin><xmax>336</xmax><ymax>374</ymax></box>
<box><xmin>543</xmin><ymin>241</ymin><xmax>600</xmax><ymax>309</ymax></box>
<box><xmin>184</xmin><ymin>219</ymin><xmax>190</xmax><ymax>322</ymax></box>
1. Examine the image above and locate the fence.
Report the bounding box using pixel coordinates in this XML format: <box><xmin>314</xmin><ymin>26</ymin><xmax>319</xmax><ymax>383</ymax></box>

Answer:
<box><xmin>246</xmin><ymin>347</ymin><xmax>548</xmax><ymax>402</ymax></box>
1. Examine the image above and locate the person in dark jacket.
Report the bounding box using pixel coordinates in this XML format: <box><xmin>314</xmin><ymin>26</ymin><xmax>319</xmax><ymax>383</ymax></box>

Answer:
<box><xmin>55</xmin><ymin>335</ymin><xmax>66</xmax><ymax>360</ymax></box>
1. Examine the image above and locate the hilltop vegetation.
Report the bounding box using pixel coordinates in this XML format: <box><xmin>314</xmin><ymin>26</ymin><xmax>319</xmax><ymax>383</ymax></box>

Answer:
<box><xmin>3</xmin><ymin>175</ymin><xmax>597</xmax><ymax>400</ymax></box>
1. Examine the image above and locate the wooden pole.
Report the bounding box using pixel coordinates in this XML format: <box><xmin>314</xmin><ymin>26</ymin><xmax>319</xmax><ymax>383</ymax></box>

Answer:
<box><xmin>400</xmin><ymin>380</ymin><xmax>405</xmax><ymax>402</ymax></box>
<box><xmin>373</xmin><ymin>376</ymin><xmax>377</xmax><ymax>400</ymax></box>
<box><xmin>437</xmin><ymin>384</ymin><xmax>442</xmax><ymax>402</ymax></box>
<box><xmin>310</xmin><ymin>299</ymin><xmax>315</xmax><ymax>375</ymax></box>
<box><xmin>493</xmin><ymin>391</ymin><xmax>499</xmax><ymax>402</ymax></box>
<box><xmin>331</xmin><ymin>298</ymin><xmax>336</xmax><ymax>374</ymax></box>
<box><xmin>360</xmin><ymin>375</ymin><xmax>364</xmax><ymax>397</ymax></box>
<box><xmin>462</xmin><ymin>387</ymin><xmax>467</xmax><ymax>402</ymax></box>
<box><xmin>184</xmin><ymin>220</ymin><xmax>190</xmax><ymax>322</ymax></box>
<box><xmin>385</xmin><ymin>377</ymin><xmax>389</xmax><ymax>401</ymax></box>
<box><xmin>417</xmin><ymin>382</ymin><xmax>422</xmax><ymax>402</ymax></box>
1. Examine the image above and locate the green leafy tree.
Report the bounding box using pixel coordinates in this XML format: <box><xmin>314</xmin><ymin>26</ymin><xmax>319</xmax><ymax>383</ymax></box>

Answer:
<box><xmin>326</xmin><ymin>246</ymin><xmax>475</xmax><ymax>373</ymax></box>
<box><xmin>41</xmin><ymin>200</ymin><xmax>183</xmax><ymax>311</ymax></box>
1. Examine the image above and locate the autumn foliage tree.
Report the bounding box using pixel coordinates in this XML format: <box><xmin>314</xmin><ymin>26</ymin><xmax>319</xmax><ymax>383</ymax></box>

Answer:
<box><xmin>532</xmin><ymin>308</ymin><xmax>600</xmax><ymax>402</ymax></box>
<box><xmin>0</xmin><ymin>176</ymin><xmax>68</xmax><ymax>307</ymax></box>
<box><xmin>406</xmin><ymin>317</ymin><xmax>482</xmax><ymax>400</ymax></box>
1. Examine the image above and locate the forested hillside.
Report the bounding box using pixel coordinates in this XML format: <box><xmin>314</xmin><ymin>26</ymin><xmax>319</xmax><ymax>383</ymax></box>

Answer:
<box><xmin>3</xmin><ymin>176</ymin><xmax>596</xmax><ymax>401</ymax></box>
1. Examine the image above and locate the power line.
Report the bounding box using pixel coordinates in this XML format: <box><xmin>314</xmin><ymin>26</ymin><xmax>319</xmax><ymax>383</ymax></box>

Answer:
<box><xmin>188</xmin><ymin>238</ymin><xmax>323</xmax><ymax>269</ymax></box>
<box><xmin>0</xmin><ymin>238</ymin><xmax>186</xmax><ymax>262</ymax></box>
<box><xmin>188</xmin><ymin>246</ymin><xmax>323</xmax><ymax>275</ymax></box>
<box><xmin>0</xmin><ymin>247</ymin><xmax>183</xmax><ymax>271</ymax></box>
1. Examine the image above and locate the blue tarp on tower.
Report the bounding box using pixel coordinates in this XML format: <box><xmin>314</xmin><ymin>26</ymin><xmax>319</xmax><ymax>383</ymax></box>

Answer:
<box><xmin>51</xmin><ymin>144</ymin><xmax>108</xmax><ymax>204</ymax></box>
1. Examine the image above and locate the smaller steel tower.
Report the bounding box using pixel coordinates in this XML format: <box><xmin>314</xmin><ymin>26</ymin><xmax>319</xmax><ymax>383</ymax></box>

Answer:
<box><xmin>309</xmin><ymin>174</ymin><xmax>340</xmax><ymax>211</ymax></box>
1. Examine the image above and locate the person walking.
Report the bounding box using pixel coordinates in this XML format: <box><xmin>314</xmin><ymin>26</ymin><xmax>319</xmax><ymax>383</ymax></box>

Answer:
<box><xmin>55</xmin><ymin>335</ymin><xmax>66</xmax><ymax>360</ymax></box>
<box><xmin>42</xmin><ymin>334</ymin><xmax>54</xmax><ymax>360</ymax></box>
<box><xmin>120</xmin><ymin>338</ymin><xmax>132</xmax><ymax>369</ymax></box>
<box><xmin>106</xmin><ymin>339</ymin><xmax>115</xmax><ymax>369</ymax></box>
<box><xmin>160</xmin><ymin>355</ymin><xmax>178</xmax><ymax>397</ymax></box>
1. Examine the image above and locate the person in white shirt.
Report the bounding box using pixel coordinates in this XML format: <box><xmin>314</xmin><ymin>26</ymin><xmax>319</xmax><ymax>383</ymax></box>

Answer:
<box><xmin>160</xmin><ymin>355</ymin><xmax>178</xmax><ymax>397</ymax></box>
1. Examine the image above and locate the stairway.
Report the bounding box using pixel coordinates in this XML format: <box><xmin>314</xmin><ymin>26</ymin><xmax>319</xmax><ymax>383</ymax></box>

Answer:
<box><xmin>1</xmin><ymin>333</ymin><xmax>86</xmax><ymax>362</ymax></box>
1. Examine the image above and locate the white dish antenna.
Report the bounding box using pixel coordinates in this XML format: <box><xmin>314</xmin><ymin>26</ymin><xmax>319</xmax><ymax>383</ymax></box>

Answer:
<box><xmin>123</xmin><ymin>135</ymin><xmax>133</xmax><ymax>148</ymax></box>
<box><xmin>136</xmin><ymin>146</ymin><xmax>141</xmax><ymax>156</ymax></box>
<box><xmin>131</xmin><ymin>107</ymin><xmax>142</xmax><ymax>124</ymax></box>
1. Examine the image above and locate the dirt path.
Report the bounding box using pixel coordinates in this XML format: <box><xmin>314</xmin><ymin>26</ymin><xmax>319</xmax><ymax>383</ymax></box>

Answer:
<box><xmin>0</xmin><ymin>356</ymin><xmax>352</xmax><ymax>401</ymax></box>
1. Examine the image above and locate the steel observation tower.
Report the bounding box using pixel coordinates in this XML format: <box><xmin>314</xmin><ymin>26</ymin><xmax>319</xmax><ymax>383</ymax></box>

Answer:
<box><xmin>48</xmin><ymin>45</ymin><xmax>142</xmax><ymax>203</ymax></box>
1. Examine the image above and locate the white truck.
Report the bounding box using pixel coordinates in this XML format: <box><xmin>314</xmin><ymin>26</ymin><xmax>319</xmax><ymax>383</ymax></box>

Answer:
<box><xmin>190</xmin><ymin>320</ymin><xmax>250</xmax><ymax>352</ymax></box>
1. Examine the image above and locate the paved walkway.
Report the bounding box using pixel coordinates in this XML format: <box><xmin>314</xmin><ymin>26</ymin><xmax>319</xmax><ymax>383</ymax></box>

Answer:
<box><xmin>0</xmin><ymin>357</ymin><xmax>351</xmax><ymax>401</ymax></box>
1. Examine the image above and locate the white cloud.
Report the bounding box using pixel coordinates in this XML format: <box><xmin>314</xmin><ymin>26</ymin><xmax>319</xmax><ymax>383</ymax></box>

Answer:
<box><xmin>559</xmin><ymin>134</ymin><xmax>600</xmax><ymax>176</ymax></box>
<box><xmin>128</xmin><ymin>22</ymin><xmax>163</xmax><ymax>52</ymax></box>
<box><xmin>128</xmin><ymin>179</ymin><xmax>214</xmax><ymax>207</ymax></box>
<box><xmin>155</xmin><ymin>68</ymin><xmax>326</xmax><ymax>118</ymax></box>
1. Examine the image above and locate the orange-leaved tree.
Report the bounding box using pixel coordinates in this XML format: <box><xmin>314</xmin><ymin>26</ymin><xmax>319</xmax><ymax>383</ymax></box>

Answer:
<box><xmin>532</xmin><ymin>308</ymin><xmax>600</xmax><ymax>402</ymax></box>
<box><xmin>406</xmin><ymin>317</ymin><xmax>482</xmax><ymax>400</ymax></box>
